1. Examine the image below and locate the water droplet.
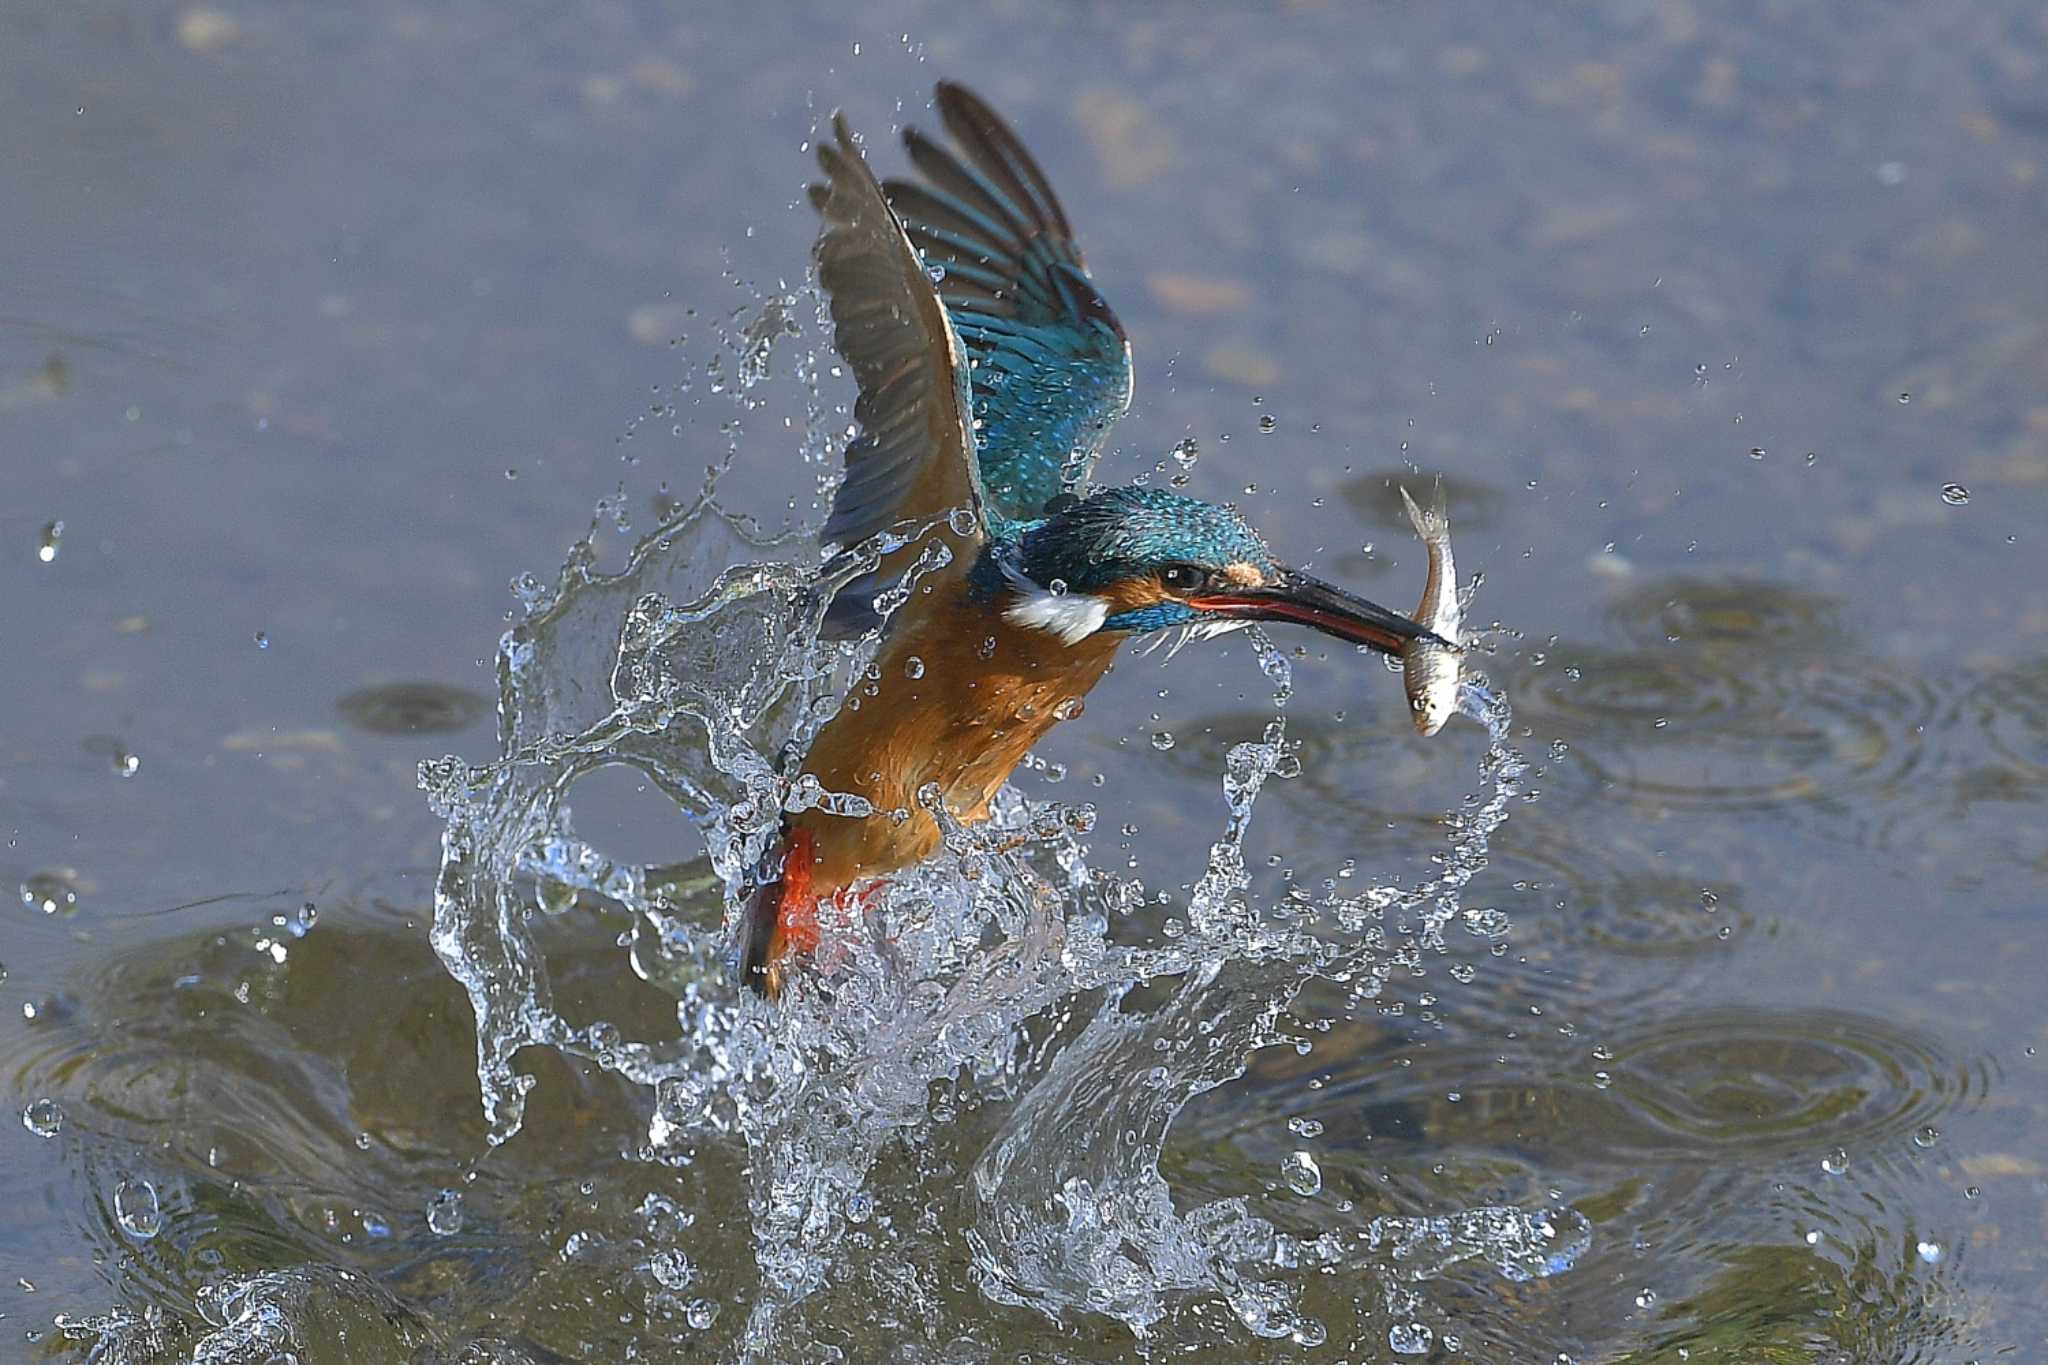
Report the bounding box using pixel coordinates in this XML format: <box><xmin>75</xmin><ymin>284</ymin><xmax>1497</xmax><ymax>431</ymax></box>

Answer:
<box><xmin>924</xmin><ymin>262</ymin><xmax>945</xmax><ymax>284</ymax></box>
<box><xmin>1053</xmin><ymin>697</ymin><xmax>1085</xmax><ymax>721</ymax></box>
<box><xmin>904</xmin><ymin>656</ymin><xmax>925</xmax><ymax>679</ymax></box>
<box><xmin>253</xmin><ymin>630</ymin><xmax>270</xmax><ymax>649</ymax></box>
<box><xmin>685</xmin><ymin>1298</ymin><xmax>720</xmax><ymax>1330</ymax></box>
<box><xmin>36</xmin><ymin>520</ymin><xmax>63</xmax><ymax>563</ymax></box>
<box><xmin>1939</xmin><ymin>483</ymin><xmax>1969</xmax><ymax>506</ymax></box>
<box><xmin>1699</xmin><ymin>888</ymin><xmax>1719</xmax><ymax>910</ymax></box>
<box><xmin>1287</xmin><ymin>1116</ymin><xmax>1324</xmax><ymax>1138</ymax></box>
<box><xmin>1747</xmin><ymin>447</ymin><xmax>1765</xmax><ymax>460</ymax></box>
<box><xmin>1257</xmin><ymin>414</ymin><xmax>1277</xmax><ymax>433</ymax></box>
<box><xmin>114</xmin><ymin>1178</ymin><xmax>162</xmax><ymax>1240</ymax></box>
<box><xmin>22</xmin><ymin>1098</ymin><xmax>64</xmax><ymax>1138</ymax></box>
<box><xmin>19</xmin><ymin>871</ymin><xmax>80</xmax><ymax>917</ymax></box>
<box><xmin>1913</xmin><ymin>1125</ymin><xmax>1940</xmax><ymax>1148</ymax></box>
<box><xmin>1170</xmin><ymin>437</ymin><xmax>1199</xmax><ymax>469</ymax></box>
<box><xmin>112</xmin><ymin>748</ymin><xmax>140</xmax><ymax>779</ymax></box>
<box><xmin>1820</xmin><ymin>1146</ymin><xmax>1848</xmax><ymax>1176</ymax></box>
<box><xmin>1916</xmin><ymin>1239</ymin><xmax>1942</xmax><ymax>1264</ymax></box>
<box><xmin>1149</xmin><ymin>730</ymin><xmax>1175</xmax><ymax>751</ymax></box>
<box><xmin>426</xmin><ymin>1188</ymin><xmax>464</xmax><ymax>1235</ymax></box>
<box><xmin>1281</xmin><ymin>1150</ymin><xmax>1322</xmax><ymax>1195</ymax></box>
<box><xmin>1897</xmin><ymin>392</ymin><xmax>1910</xmax><ymax>404</ymax></box>
<box><xmin>1633</xmin><ymin>1288</ymin><xmax>1657</xmax><ymax>1309</ymax></box>
<box><xmin>646</xmin><ymin>1247</ymin><xmax>696</xmax><ymax>1290</ymax></box>
<box><xmin>1389</xmin><ymin>1322</ymin><xmax>1433</xmax><ymax>1355</ymax></box>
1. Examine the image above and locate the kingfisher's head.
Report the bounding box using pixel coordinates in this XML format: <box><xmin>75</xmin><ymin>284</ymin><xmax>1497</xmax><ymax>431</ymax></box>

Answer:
<box><xmin>995</xmin><ymin>486</ymin><xmax>1434</xmax><ymax>655</ymax></box>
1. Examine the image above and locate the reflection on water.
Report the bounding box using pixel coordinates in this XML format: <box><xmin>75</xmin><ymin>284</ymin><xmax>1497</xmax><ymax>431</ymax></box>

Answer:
<box><xmin>34</xmin><ymin>896</ymin><xmax>1982</xmax><ymax>1361</ymax></box>
<box><xmin>1621</xmin><ymin>1233</ymin><xmax>1968</xmax><ymax>1365</ymax></box>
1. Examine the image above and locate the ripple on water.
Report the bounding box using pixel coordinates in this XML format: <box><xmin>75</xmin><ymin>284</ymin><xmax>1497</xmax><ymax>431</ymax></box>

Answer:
<box><xmin>1428</xmin><ymin>830</ymin><xmax>1761</xmax><ymax>1020</ymax></box>
<box><xmin>1290</xmin><ymin>1002</ymin><xmax>1982</xmax><ymax>1178</ymax></box>
<box><xmin>1580</xmin><ymin>1007</ymin><xmax>1985</xmax><ymax>1169</ymax></box>
<box><xmin>1972</xmin><ymin>655</ymin><xmax>2048</xmax><ymax>782</ymax></box>
<box><xmin>1512</xmin><ymin>578</ymin><xmax>1938</xmax><ymax>838</ymax></box>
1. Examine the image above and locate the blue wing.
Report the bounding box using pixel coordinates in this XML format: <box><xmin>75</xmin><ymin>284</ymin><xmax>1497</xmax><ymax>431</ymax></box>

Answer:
<box><xmin>884</xmin><ymin>82</ymin><xmax>1133</xmax><ymax>523</ymax></box>
<box><xmin>809</xmin><ymin>113</ymin><xmax>986</xmax><ymax>639</ymax></box>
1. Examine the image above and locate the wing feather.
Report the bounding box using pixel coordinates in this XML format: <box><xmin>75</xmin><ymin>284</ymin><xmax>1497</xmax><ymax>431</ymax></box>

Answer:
<box><xmin>882</xmin><ymin>82</ymin><xmax>1133</xmax><ymax>522</ymax></box>
<box><xmin>810</xmin><ymin>113</ymin><xmax>987</xmax><ymax>638</ymax></box>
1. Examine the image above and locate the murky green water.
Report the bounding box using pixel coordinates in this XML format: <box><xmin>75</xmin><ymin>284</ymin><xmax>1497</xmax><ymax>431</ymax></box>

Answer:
<box><xmin>6</xmin><ymin>2</ymin><xmax>2046</xmax><ymax>1360</ymax></box>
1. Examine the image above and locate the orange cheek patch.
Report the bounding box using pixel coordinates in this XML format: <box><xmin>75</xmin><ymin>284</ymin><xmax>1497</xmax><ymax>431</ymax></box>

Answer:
<box><xmin>1099</xmin><ymin>578</ymin><xmax>1172</xmax><ymax>614</ymax></box>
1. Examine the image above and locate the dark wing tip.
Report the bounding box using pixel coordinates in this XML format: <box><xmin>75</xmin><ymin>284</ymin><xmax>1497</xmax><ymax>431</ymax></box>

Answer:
<box><xmin>932</xmin><ymin>79</ymin><xmax>990</xmax><ymax>129</ymax></box>
<box><xmin>926</xmin><ymin>80</ymin><xmax>1075</xmax><ymax>242</ymax></box>
<box><xmin>805</xmin><ymin>181</ymin><xmax>829</xmax><ymax>212</ymax></box>
<box><xmin>1053</xmin><ymin>260</ymin><xmax>1125</xmax><ymax>341</ymax></box>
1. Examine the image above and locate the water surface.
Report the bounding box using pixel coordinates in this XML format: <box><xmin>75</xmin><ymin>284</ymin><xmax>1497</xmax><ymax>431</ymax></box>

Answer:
<box><xmin>5</xmin><ymin>2</ymin><xmax>2045</xmax><ymax>1360</ymax></box>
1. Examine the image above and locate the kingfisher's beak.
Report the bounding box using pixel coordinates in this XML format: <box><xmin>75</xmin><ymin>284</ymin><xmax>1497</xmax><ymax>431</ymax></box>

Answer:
<box><xmin>1190</xmin><ymin>567</ymin><xmax>1446</xmax><ymax>657</ymax></box>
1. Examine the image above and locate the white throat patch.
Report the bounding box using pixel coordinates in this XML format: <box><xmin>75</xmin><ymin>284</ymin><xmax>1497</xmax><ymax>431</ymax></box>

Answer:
<box><xmin>1004</xmin><ymin>587</ymin><xmax>1110</xmax><ymax>645</ymax></box>
<box><xmin>998</xmin><ymin>555</ymin><xmax>1111</xmax><ymax>644</ymax></box>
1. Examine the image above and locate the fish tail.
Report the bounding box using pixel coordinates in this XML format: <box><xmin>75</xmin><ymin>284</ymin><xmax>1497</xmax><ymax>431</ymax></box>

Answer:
<box><xmin>1398</xmin><ymin>479</ymin><xmax>1450</xmax><ymax>541</ymax></box>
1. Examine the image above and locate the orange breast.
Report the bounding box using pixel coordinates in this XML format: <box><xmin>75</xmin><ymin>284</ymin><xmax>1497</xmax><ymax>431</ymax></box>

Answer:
<box><xmin>787</xmin><ymin>575</ymin><xmax>1121</xmax><ymax>893</ymax></box>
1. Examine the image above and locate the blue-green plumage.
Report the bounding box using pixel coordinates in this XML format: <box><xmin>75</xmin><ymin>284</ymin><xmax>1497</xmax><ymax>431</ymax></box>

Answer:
<box><xmin>740</xmin><ymin>83</ymin><xmax>1446</xmax><ymax>996</ymax></box>
<box><xmin>819</xmin><ymin>82</ymin><xmax>1133</xmax><ymax>637</ymax></box>
<box><xmin>1013</xmin><ymin>487</ymin><xmax>1275</xmax><ymax>591</ymax></box>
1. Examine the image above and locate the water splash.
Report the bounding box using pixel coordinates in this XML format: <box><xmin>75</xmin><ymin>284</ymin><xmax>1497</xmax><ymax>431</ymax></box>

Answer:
<box><xmin>411</xmin><ymin>297</ymin><xmax>1570</xmax><ymax>1354</ymax></box>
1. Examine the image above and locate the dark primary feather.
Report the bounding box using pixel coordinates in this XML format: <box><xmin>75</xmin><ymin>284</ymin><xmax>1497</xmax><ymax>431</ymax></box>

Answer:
<box><xmin>810</xmin><ymin>112</ymin><xmax>985</xmax><ymax>638</ymax></box>
<box><xmin>882</xmin><ymin>82</ymin><xmax>1132</xmax><ymax>524</ymax></box>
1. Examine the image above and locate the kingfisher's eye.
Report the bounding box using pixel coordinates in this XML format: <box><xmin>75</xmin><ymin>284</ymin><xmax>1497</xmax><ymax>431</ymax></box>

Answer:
<box><xmin>1161</xmin><ymin>564</ymin><xmax>1208</xmax><ymax>593</ymax></box>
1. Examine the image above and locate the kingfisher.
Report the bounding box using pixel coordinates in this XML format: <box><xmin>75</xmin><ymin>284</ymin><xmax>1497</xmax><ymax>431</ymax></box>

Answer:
<box><xmin>737</xmin><ymin>83</ymin><xmax>1442</xmax><ymax>995</ymax></box>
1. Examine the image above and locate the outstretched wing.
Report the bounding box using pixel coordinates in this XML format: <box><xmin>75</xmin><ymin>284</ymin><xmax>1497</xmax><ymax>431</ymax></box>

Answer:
<box><xmin>884</xmin><ymin>81</ymin><xmax>1133</xmax><ymax>522</ymax></box>
<box><xmin>810</xmin><ymin>113</ymin><xmax>987</xmax><ymax>638</ymax></box>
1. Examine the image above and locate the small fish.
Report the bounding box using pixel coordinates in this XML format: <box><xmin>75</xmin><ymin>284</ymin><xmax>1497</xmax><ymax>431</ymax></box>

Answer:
<box><xmin>1399</xmin><ymin>482</ymin><xmax>1463</xmax><ymax>735</ymax></box>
